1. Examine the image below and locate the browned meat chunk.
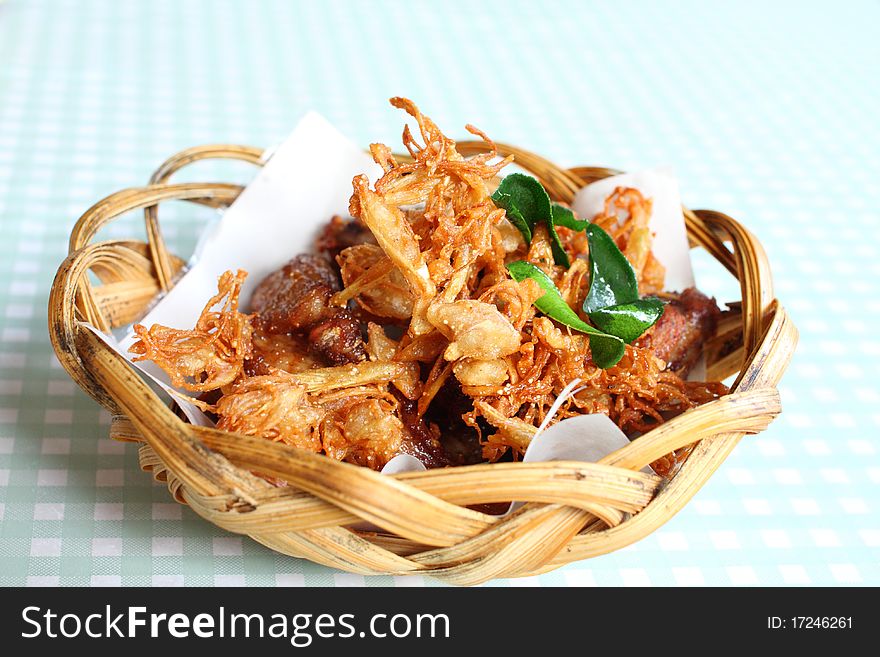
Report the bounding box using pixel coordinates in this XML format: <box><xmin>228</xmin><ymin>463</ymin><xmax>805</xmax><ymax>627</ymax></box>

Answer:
<box><xmin>424</xmin><ymin>377</ymin><xmax>482</xmax><ymax>465</ymax></box>
<box><xmin>316</xmin><ymin>215</ymin><xmax>377</xmax><ymax>258</ymax></box>
<box><xmin>250</xmin><ymin>254</ymin><xmax>367</xmax><ymax>365</ymax></box>
<box><xmin>395</xmin><ymin>395</ymin><xmax>453</xmax><ymax>468</ymax></box>
<box><xmin>251</xmin><ymin>255</ymin><xmax>339</xmax><ymax>331</ymax></box>
<box><xmin>243</xmin><ymin>328</ymin><xmax>321</xmax><ymax>377</ymax></box>
<box><xmin>307</xmin><ymin>314</ymin><xmax>367</xmax><ymax>366</ymax></box>
<box><xmin>638</xmin><ymin>287</ymin><xmax>720</xmax><ymax>377</ymax></box>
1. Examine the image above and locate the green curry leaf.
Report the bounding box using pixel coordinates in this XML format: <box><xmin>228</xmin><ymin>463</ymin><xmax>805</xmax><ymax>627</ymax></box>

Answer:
<box><xmin>492</xmin><ymin>174</ymin><xmax>580</xmax><ymax>267</ymax></box>
<box><xmin>491</xmin><ymin>173</ymin><xmax>552</xmax><ymax>247</ymax></box>
<box><xmin>588</xmin><ymin>297</ymin><xmax>665</xmax><ymax>344</ymax></box>
<box><xmin>492</xmin><ymin>191</ymin><xmax>533</xmax><ymax>245</ymax></box>
<box><xmin>497</xmin><ymin>178</ymin><xmax>664</xmax><ymax>364</ymax></box>
<box><xmin>581</xmin><ymin>223</ymin><xmax>639</xmax><ymax>313</ymax></box>
<box><xmin>506</xmin><ymin>260</ymin><xmax>626</xmax><ymax>368</ymax></box>
<box><xmin>551</xmin><ymin>203</ymin><xmax>589</xmax><ymax>231</ymax></box>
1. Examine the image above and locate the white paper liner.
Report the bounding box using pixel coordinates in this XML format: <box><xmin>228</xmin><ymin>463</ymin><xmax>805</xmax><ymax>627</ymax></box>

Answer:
<box><xmin>82</xmin><ymin>117</ymin><xmax>701</xmax><ymax>484</ymax></box>
<box><xmin>378</xmin><ymin>454</ymin><xmax>427</xmax><ymax>475</ymax></box>
<box><xmin>118</xmin><ymin>111</ymin><xmax>382</xmax><ymax>352</ymax></box>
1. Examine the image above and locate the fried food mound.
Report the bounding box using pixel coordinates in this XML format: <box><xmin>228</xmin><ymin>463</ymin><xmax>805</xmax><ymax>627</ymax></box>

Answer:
<box><xmin>130</xmin><ymin>97</ymin><xmax>726</xmax><ymax>476</ymax></box>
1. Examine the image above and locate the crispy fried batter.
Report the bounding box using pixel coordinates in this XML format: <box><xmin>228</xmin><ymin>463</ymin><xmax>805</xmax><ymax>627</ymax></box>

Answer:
<box><xmin>214</xmin><ymin>368</ymin><xmax>439</xmax><ymax>469</ymax></box>
<box><xmin>215</xmin><ymin>372</ymin><xmax>324</xmax><ymax>451</ymax></box>
<box><xmin>322</xmin><ymin>398</ymin><xmax>406</xmax><ymax>469</ymax></box>
<box><xmin>469</xmin><ymin>339</ymin><xmax>726</xmax><ymax>466</ymax></box>
<box><xmin>129</xmin><ymin>270</ymin><xmax>252</xmax><ymax>392</ymax></box>
<box><xmin>337</xmin><ymin>244</ymin><xmax>414</xmax><ymax>320</ymax></box>
<box><xmin>427</xmin><ymin>299</ymin><xmax>521</xmax><ymax>361</ymax></box>
<box><xmin>347</xmin><ymin>97</ymin><xmax>513</xmax><ymax>337</ymax></box>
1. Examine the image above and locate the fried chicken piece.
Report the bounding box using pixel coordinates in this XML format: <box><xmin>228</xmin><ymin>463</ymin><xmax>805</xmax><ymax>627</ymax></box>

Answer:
<box><xmin>637</xmin><ymin>287</ymin><xmax>720</xmax><ymax>377</ymax></box>
<box><xmin>307</xmin><ymin>314</ymin><xmax>367</xmax><ymax>366</ymax></box>
<box><xmin>250</xmin><ymin>254</ymin><xmax>340</xmax><ymax>331</ymax></box>
<box><xmin>250</xmin><ymin>254</ymin><xmax>367</xmax><ymax>365</ymax></box>
<box><xmin>243</xmin><ymin>328</ymin><xmax>320</xmax><ymax>377</ymax></box>
<box><xmin>316</xmin><ymin>215</ymin><xmax>377</xmax><ymax>259</ymax></box>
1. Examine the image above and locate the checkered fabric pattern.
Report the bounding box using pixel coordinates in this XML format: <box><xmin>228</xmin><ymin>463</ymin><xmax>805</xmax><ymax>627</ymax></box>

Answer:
<box><xmin>0</xmin><ymin>0</ymin><xmax>877</xmax><ymax>586</ymax></box>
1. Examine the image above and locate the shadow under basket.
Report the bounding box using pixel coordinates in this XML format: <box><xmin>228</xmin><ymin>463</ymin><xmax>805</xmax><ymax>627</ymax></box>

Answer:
<box><xmin>48</xmin><ymin>141</ymin><xmax>797</xmax><ymax>585</ymax></box>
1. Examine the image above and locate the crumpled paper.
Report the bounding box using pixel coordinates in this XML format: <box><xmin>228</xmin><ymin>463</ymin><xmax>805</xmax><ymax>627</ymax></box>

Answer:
<box><xmin>83</xmin><ymin>113</ymin><xmax>697</xmax><ymax>482</ymax></box>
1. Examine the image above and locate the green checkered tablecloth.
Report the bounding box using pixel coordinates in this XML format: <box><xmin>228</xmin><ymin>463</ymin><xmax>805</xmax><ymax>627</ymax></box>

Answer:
<box><xmin>1</xmin><ymin>0</ymin><xmax>878</xmax><ymax>586</ymax></box>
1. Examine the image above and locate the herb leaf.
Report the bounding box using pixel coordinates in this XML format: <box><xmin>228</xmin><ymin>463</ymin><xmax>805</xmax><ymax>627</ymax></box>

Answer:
<box><xmin>582</xmin><ymin>223</ymin><xmax>639</xmax><ymax>313</ymax></box>
<box><xmin>547</xmin><ymin>204</ymin><xmax>589</xmax><ymax>268</ymax></box>
<box><xmin>588</xmin><ymin>297</ymin><xmax>665</xmax><ymax>344</ymax></box>
<box><xmin>498</xmin><ymin>186</ymin><xmax>664</xmax><ymax>366</ymax></box>
<box><xmin>491</xmin><ymin>173</ymin><xmax>552</xmax><ymax>247</ymax></box>
<box><xmin>492</xmin><ymin>175</ymin><xmax>579</xmax><ymax>267</ymax></box>
<box><xmin>492</xmin><ymin>192</ymin><xmax>533</xmax><ymax>244</ymax></box>
<box><xmin>506</xmin><ymin>260</ymin><xmax>625</xmax><ymax>368</ymax></box>
<box><xmin>581</xmin><ymin>223</ymin><xmax>665</xmax><ymax>344</ymax></box>
<box><xmin>551</xmin><ymin>203</ymin><xmax>588</xmax><ymax>231</ymax></box>
<box><xmin>544</xmin><ymin>206</ymin><xmax>569</xmax><ymax>268</ymax></box>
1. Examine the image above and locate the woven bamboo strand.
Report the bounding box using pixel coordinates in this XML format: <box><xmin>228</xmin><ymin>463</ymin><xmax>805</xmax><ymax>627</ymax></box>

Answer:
<box><xmin>120</xmin><ymin>422</ymin><xmax>652</xmax><ymax>534</ymax></box>
<box><xmin>193</xmin><ymin>430</ymin><xmax>660</xmax><ymax>515</ymax></box>
<box><xmin>539</xmin><ymin>306</ymin><xmax>797</xmax><ymax>569</ymax></box>
<box><xmin>144</xmin><ymin>145</ymin><xmax>264</xmax><ymax>291</ymax></box>
<box><xmin>72</xmin><ymin>321</ymin><xmax>620</xmax><ymax>576</ymax></box>
<box><xmin>69</xmin><ymin>183</ymin><xmax>243</xmax><ymax>254</ymax></box>
<box><xmin>186</xmin><ymin>428</ymin><xmax>497</xmax><ymax>548</ymax></box>
<box><xmin>119</xmin><ymin>385</ymin><xmax>778</xmax><ymax>528</ymax></box>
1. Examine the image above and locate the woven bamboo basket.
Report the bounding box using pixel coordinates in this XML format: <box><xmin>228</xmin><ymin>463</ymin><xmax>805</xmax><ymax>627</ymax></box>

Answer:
<box><xmin>49</xmin><ymin>141</ymin><xmax>797</xmax><ymax>585</ymax></box>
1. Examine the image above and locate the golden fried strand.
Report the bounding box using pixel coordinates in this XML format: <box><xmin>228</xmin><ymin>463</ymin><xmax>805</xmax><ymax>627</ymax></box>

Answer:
<box><xmin>350</xmin><ymin>175</ymin><xmax>434</xmax><ymax>301</ymax></box>
<box><xmin>129</xmin><ymin>270</ymin><xmax>252</xmax><ymax>392</ymax></box>
<box><xmin>336</xmin><ymin>244</ymin><xmax>414</xmax><ymax>320</ymax></box>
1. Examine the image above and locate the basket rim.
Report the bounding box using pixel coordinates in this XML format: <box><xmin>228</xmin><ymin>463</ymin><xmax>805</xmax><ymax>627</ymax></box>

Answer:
<box><xmin>47</xmin><ymin>141</ymin><xmax>797</xmax><ymax>584</ymax></box>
